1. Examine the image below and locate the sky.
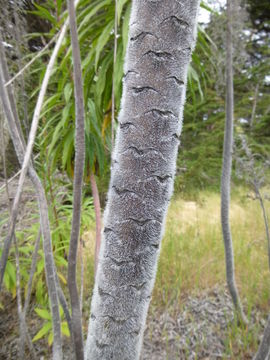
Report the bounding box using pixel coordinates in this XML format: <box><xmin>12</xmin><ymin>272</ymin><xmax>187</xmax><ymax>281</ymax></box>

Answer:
<box><xmin>198</xmin><ymin>0</ymin><xmax>226</xmax><ymax>24</ymax></box>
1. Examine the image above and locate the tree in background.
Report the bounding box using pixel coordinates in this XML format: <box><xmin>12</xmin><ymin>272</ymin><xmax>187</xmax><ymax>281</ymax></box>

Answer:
<box><xmin>176</xmin><ymin>0</ymin><xmax>270</xmax><ymax>192</ymax></box>
<box><xmin>220</xmin><ymin>0</ymin><xmax>247</xmax><ymax>324</ymax></box>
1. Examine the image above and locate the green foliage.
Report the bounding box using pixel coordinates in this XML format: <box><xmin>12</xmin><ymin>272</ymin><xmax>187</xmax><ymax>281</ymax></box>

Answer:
<box><xmin>2</xmin><ymin>181</ymin><xmax>94</xmax><ymax>309</ymax></box>
<box><xmin>175</xmin><ymin>3</ymin><xmax>270</xmax><ymax>193</ymax></box>
<box><xmin>3</xmin><ymin>260</ymin><xmax>17</xmax><ymax>298</ymax></box>
<box><xmin>28</xmin><ymin>0</ymin><xmax>212</xmax><ymax>187</ymax></box>
<box><xmin>34</xmin><ymin>0</ymin><xmax>132</xmax><ymax>180</ymax></box>
<box><xmin>33</xmin><ymin>306</ymin><xmax>70</xmax><ymax>346</ymax></box>
<box><xmin>176</xmin><ymin>85</ymin><xmax>225</xmax><ymax>192</ymax></box>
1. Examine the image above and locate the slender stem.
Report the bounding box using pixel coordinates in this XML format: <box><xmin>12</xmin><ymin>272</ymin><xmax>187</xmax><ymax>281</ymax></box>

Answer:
<box><xmin>220</xmin><ymin>0</ymin><xmax>247</xmax><ymax>325</ymax></box>
<box><xmin>255</xmin><ymin>188</ymin><xmax>270</xmax><ymax>271</ymax></box>
<box><xmin>5</xmin><ymin>35</ymin><xmax>57</xmax><ymax>87</ymax></box>
<box><xmin>253</xmin><ymin>315</ymin><xmax>270</xmax><ymax>360</ymax></box>
<box><xmin>67</xmin><ymin>0</ymin><xmax>85</xmax><ymax>358</ymax></box>
<box><xmin>0</xmin><ymin>0</ymin><xmax>80</xmax><ymax>287</ymax></box>
<box><xmin>250</xmin><ymin>84</ymin><xmax>259</xmax><ymax>130</ymax></box>
<box><xmin>0</xmin><ymin>154</ymin><xmax>39</xmax><ymax>193</ymax></box>
<box><xmin>1</xmin><ymin>37</ymin><xmax>73</xmax><ymax>357</ymax></box>
<box><xmin>14</xmin><ymin>235</ymin><xmax>34</xmax><ymax>360</ymax></box>
<box><xmin>13</xmin><ymin>4</ymin><xmax>29</xmax><ymax>136</ymax></box>
<box><xmin>2</xmin><ymin>2</ymin><xmax>79</xmax><ymax>269</ymax></box>
<box><xmin>23</xmin><ymin>229</ymin><xmax>41</xmax><ymax>316</ymax></box>
<box><xmin>79</xmin><ymin>239</ymin><xmax>84</xmax><ymax>314</ymax></box>
<box><xmin>111</xmin><ymin>0</ymin><xmax>118</xmax><ymax>156</ymax></box>
<box><xmin>0</xmin><ymin>40</ymin><xmax>25</xmax><ymax>289</ymax></box>
<box><xmin>0</xmin><ymin>48</ymin><xmax>63</xmax><ymax>360</ymax></box>
<box><xmin>30</xmin><ymin>170</ymin><xmax>63</xmax><ymax>360</ymax></box>
<box><xmin>4</xmin><ymin>0</ymin><xmax>80</xmax><ymax>88</ymax></box>
<box><xmin>1</xmin><ymin>108</ymin><xmax>37</xmax><ymax>359</ymax></box>
<box><xmin>90</xmin><ymin>172</ymin><xmax>102</xmax><ymax>275</ymax></box>
<box><xmin>0</xmin><ymin>34</ymin><xmax>25</xmax><ymax>146</ymax></box>
<box><xmin>54</xmin><ymin>265</ymin><xmax>73</xmax><ymax>337</ymax></box>
<box><xmin>46</xmin><ymin>157</ymin><xmax>65</xmax><ymax>256</ymax></box>
<box><xmin>0</xmin><ymin>109</ymin><xmax>10</xmax><ymax>206</ymax></box>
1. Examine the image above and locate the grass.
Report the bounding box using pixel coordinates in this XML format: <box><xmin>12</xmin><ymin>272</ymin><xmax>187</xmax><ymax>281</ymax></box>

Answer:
<box><xmin>153</xmin><ymin>187</ymin><xmax>270</xmax><ymax>311</ymax></box>
<box><xmin>83</xmin><ymin>187</ymin><xmax>270</xmax><ymax>309</ymax></box>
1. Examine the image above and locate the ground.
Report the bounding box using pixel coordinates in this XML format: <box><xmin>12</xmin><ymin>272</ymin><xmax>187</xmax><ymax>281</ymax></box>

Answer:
<box><xmin>0</xmin><ymin>285</ymin><xmax>267</xmax><ymax>359</ymax></box>
<box><xmin>0</xmin><ymin>177</ymin><xmax>269</xmax><ymax>359</ymax></box>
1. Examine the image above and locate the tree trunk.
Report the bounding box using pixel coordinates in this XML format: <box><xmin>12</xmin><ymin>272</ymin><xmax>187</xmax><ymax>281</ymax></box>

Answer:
<box><xmin>85</xmin><ymin>1</ymin><xmax>200</xmax><ymax>359</ymax></box>
<box><xmin>220</xmin><ymin>0</ymin><xmax>247</xmax><ymax>324</ymax></box>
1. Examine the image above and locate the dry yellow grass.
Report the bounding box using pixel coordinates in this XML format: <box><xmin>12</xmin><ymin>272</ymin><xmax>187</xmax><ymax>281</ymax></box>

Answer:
<box><xmin>153</xmin><ymin>188</ymin><xmax>270</xmax><ymax>311</ymax></box>
<box><xmin>81</xmin><ymin>188</ymin><xmax>269</xmax><ymax>312</ymax></box>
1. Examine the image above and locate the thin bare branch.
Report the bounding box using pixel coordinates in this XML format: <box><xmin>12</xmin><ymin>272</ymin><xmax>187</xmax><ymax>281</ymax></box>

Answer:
<box><xmin>14</xmin><ymin>235</ymin><xmax>37</xmax><ymax>360</ymax></box>
<box><xmin>0</xmin><ymin>46</ymin><xmax>63</xmax><ymax>360</ymax></box>
<box><xmin>14</xmin><ymin>236</ymin><xmax>24</xmax><ymax>360</ymax></box>
<box><xmin>4</xmin><ymin>35</ymin><xmax>57</xmax><ymax>87</ymax></box>
<box><xmin>0</xmin><ymin>108</ymin><xmax>10</xmax><ymax>204</ymax></box>
<box><xmin>256</xmin><ymin>190</ymin><xmax>270</xmax><ymax>272</ymax></box>
<box><xmin>0</xmin><ymin>154</ymin><xmax>39</xmax><ymax>193</ymax></box>
<box><xmin>67</xmin><ymin>0</ymin><xmax>85</xmax><ymax>358</ymax></box>
<box><xmin>79</xmin><ymin>239</ymin><xmax>84</xmax><ymax>314</ymax></box>
<box><xmin>0</xmin><ymin>41</ymin><xmax>25</xmax><ymax>289</ymax></box>
<box><xmin>0</xmin><ymin>35</ymin><xmax>25</xmax><ymax>146</ymax></box>
<box><xmin>1</xmin><ymin>111</ymin><xmax>37</xmax><ymax>358</ymax></box>
<box><xmin>23</xmin><ymin>229</ymin><xmax>41</xmax><ymax>316</ymax></box>
<box><xmin>220</xmin><ymin>0</ymin><xmax>247</xmax><ymax>325</ymax></box>
<box><xmin>13</xmin><ymin>4</ymin><xmax>30</xmax><ymax>136</ymax></box>
<box><xmin>250</xmin><ymin>84</ymin><xmax>259</xmax><ymax>130</ymax></box>
<box><xmin>111</xmin><ymin>0</ymin><xmax>118</xmax><ymax>156</ymax></box>
<box><xmin>253</xmin><ymin>315</ymin><xmax>270</xmax><ymax>360</ymax></box>
<box><xmin>90</xmin><ymin>172</ymin><xmax>102</xmax><ymax>275</ymax></box>
<box><xmin>238</xmin><ymin>135</ymin><xmax>270</xmax><ymax>271</ymax></box>
<box><xmin>3</xmin><ymin>1</ymin><xmax>80</xmax><ymax>266</ymax></box>
<box><xmin>54</xmin><ymin>265</ymin><xmax>73</xmax><ymax>337</ymax></box>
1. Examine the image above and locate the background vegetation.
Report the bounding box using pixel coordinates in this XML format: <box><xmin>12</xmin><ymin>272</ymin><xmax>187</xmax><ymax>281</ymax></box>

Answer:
<box><xmin>0</xmin><ymin>0</ymin><xmax>269</xmax><ymax>358</ymax></box>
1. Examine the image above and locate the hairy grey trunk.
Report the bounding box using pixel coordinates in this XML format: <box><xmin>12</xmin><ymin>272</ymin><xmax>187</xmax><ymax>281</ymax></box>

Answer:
<box><xmin>221</xmin><ymin>0</ymin><xmax>247</xmax><ymax>324</ymax></box>
<box><xmin>85</xmin><ymin>1</ymin><xmax>199</xmax><ymax>359</ymax></box>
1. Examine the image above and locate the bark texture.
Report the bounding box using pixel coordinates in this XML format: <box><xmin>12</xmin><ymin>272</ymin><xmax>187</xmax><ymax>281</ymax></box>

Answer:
<box><xmin>85</xmin><ymin>1</ymin><xmax>200</xmax><ymax>359</ymax></box>
<box><xmin>220</xmin><ymin>0</ymin><xmax>247</xmax><ymax>324</ymax></box>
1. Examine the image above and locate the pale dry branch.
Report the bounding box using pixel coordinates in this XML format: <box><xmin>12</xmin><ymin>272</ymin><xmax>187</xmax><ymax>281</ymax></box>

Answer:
<box><xmin>4</xmin><ymin>35</ymin><xmax>57</xmax><ymax>87</ymax></box>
